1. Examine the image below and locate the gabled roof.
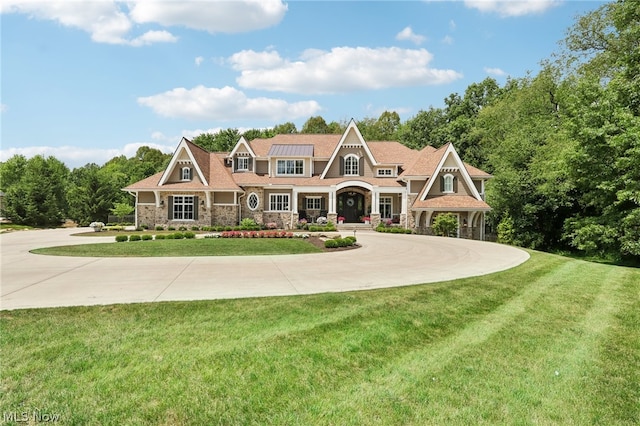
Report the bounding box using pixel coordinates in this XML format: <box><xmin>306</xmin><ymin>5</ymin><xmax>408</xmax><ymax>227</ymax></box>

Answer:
<box><xmin>158</xmin><ymin>138</ymin><xmax>209</xmax><ymax>186</ymax></box>
<box><xmin>367</xmin><ymin>141</ymin><xmax>416</xmax><ymax>165</ymax></box>
<box><xmin>321</xmin><ymin>119</ymin><xmax>377</xmax><ymax>178</ymax></box>
<box><xmin>413</xmin><ymin>143</ymin><xmax>484</xmax><ymax>204</ymax></box>
<box><xmin>412</xmin><ymin>195</ymin><xmax>491</xmax><ymax>210</ymax></box>
<box><xmin>124</xmin><ymin>140</ymin><xmax>240</xmax><ymax>192</ymax></box>
<box><xmin>228</xmin><ymin>136</ymin><xmax>256</xmax><ymax>158</ymax></box>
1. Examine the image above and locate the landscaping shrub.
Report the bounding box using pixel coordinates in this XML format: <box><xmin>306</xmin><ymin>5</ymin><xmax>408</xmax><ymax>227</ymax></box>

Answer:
<box><xmin>324</xmin><ymin>239</ymin><xmax>338</xmax><ymax>248</ymax></box>
<box><xmin>167</xmin><ymin>226</ymin><xmax>176</xmax><ymax>231</ymax></box>
<box><xmin>129</xmin><ymin>235</ymin><xmax>142</xmax><ymax>242</ymax></box>
<box><xmin>141</xmin><ymin>224</ymin><xmax>149</xmax><ymax>230</ymax></box>
<box><xmin>155</xmin><ymin>234</ymin><xmax>166</xmax><ymax>240</ymax></box>
<box><xmin>165</xmin><ymin>233</ymin><xmax>176</xmax><ymax>239</ymax></box>
<box><xmin>155</xmin><ymin>225</ymin><xmax>164</xmax><ymax>231</ymax></box>
<box><xmin>141</xmin><ymin>234</ymin><xmax>153</xmax><ymax>241</ymax></box>
<box><xmin>191</xmin><ymin>226</ymin><xmax>200</xmax><ymax>231</ymax></box>
<box><xmin>172</xmin><ymin>232</ymin><xmax>185</xmax><ymax>239</ymax></box>
<box><xmin>344</xmin><ymin>236</ymin><xmax>357</xmax><ymax>245</ymax></box>
<box><xmin>184</xmin><ymin>232</ymin><xmax>196</xmax><ymax>239</ymax></box>
<box><xmin>240</xmin><ymin>218</ymin><xmax>259</xmax><ymax>230</ymax></box>
<box><xmin>115</xmin><ymin>235</ymin><xmax>128</xmax><ymax>243</ymax></box>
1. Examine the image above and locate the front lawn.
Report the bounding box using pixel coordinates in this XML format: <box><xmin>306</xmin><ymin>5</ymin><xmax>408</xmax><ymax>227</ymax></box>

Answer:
<box><xmin>30</xmin><ymin>237</ymin><xmax>323</xmax><ymax>257</ymax></box>
<box><xmin>1</xmin><ymin>251</ymin><xmax>638</xmax><ymax>425</ymax></box>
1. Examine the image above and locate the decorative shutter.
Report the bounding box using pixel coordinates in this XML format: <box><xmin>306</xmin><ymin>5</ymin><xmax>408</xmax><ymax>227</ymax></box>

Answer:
<box><xmin>168</xmin><ymin>196</ymin><xmax>173</xmax><ymax>219</ymax></box>
<box><xmin>339</xmin><ymin>156</ymin><xmax>344</xmax><ymax>175</ymax></box>
<box><xmin>453</xmin><ymin>177</ymin><xmax>458</xmax><ymax>193</ymax></box>
<box><xmin>359</xmin><ymin>157</ymin><xmax>364</xmax><ymax>176</ymax></box>
<box><xmin>248</xmin><ymin>159</ymin><xmax>253</xmax><ymax>172</ymax></box>
<box><xmin>440</xmin><ymin>176</ymin><xmax>444</xmax><ymax>192</ymax></box>
<box><xmin>233</xmin><ymin>158</ymin><xmax>238</xmax><ymax>172</ymax></box>
<box><xmin>321</xmin><ymin>197</ymin><xmax>326</xmax><ymax>210</ymax></box>
<box><xmin>193</xmin><ymin>196</ymin><xmax>199</xmax><ymax>220</ymax></box>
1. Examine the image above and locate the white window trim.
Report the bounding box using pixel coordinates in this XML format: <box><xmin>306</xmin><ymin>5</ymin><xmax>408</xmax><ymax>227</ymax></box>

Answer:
<box><xmin>377</xmin><ymin>168</ymin><xmax>393</xmax><ymax>177</ymax></box>
<box><xmin>236</xmin><ymin>157</ymin><xmax>249</xmax><ymax>171</ymax></box>
<box><xmin>379</xmin><ymin>196</ymin><xmax>393</xmax><ymax>219</ymax></box>
<box><xmin>181</xmin><ymin>167</ymin><xmax>192</xmax><ymax>181</ymax></box>
<box><xmin>268</xmin><ymin>193</ymin><xmax>290</xmax><ymax>211</ymax></box>
<box><xmin>247</xmin><ymin>192</ymin><xmax>259</xmax><ymax>211</ymax></box>
<box><xmin>173</xmin><ymin>195</ymin><xmax>195</xmax><ymax>221</ymax></box>
<box><xmin>344</xmin><ymin>154</ymin><xmax>359</xmax><ymax>176</ymax></box>
<box><xmin>276</xmin><ymin>159</ymin><xmax>304</xmax><ymax>176</ymax></box>
<box><xmin>443</xmin><ymin>173</ymin><xmax>455</xmax><ymax>193</ymax></box>
<box><xmin>306</xmin><ymin>196</ymin><xmax>322</xmax><ymax>210</ymax></box>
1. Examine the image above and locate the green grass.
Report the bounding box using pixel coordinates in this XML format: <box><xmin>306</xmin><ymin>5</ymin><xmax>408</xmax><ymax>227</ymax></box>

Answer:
<box><xmin>1</xmin><ymin>251</ymin><xmax>639</xmax><ymax>425</ymax></box>
<box><xmin>30</xmin><ymin>238</ymin><xmax>322</xmax><ymax>257</ymax></box>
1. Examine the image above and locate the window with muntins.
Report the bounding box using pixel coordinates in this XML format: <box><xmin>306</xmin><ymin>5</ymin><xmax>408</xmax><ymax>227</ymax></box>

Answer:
<box><xmin>173</xmin><ymin>196</ymin><xmax>194</xmax><ymax>220</ymax></box>
<box><xmin>377</xmin><ymin>168</ymin><xmax>393</xmax><ymax>176</ymax></box>
<box><xmin>269</xmin><ymin>194</ymin><xmax>290</xmax><ymax>211</ymax></box>
<box><xmin>276</xmin><ymin>159</ymin><xmax>303</xmax><ymax>175</ymax></box>
<box><xmin>247</xmin><ymin>193</ymin><xmax>259</xmax><ymax>211</ymax></box>
<box><xmin>181</xmin><ymin>167</ymin><xmax>191</xmax><ymax>181</ymax></box>
<box><xmin>236</xmin><ymin>157</ymin><xmax>249</xmax><ymax>171</ymax></box>
<box><xmin>380</xmin><ymin>196</ymin><xmax>392</xmax><ymax>219</ymax></box>
<box><xmin>443</xmin><ymin>174</ymin><xmax>454</xmax><ymax>193</ymax></box>
<box><xmin>344</xmin><ymin>155</ymin><xmax>359</xmax><ymax>175</ymax></box>
<box><xmin>306</xmin><ymin>197</ymin><xmax>322</xmax><ymax>210</ymax></box>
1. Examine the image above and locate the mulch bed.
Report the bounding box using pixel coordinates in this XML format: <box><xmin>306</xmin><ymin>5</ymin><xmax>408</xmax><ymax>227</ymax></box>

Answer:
<box><xmin>306</xmin><ymin>236</ymin><xmax>360</xmax><ymax>252</ymax></box>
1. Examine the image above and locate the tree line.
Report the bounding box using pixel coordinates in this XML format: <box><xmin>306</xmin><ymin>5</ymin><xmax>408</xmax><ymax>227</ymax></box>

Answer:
<box><xmin>1</xmin><ymin>0</ymin><xmax>637</xmax><ymax>261</ymax></box>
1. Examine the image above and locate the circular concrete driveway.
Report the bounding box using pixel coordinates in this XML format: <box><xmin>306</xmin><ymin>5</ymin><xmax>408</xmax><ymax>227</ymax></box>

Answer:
<box><xmin>1</xmin><ymin>228</ymin><xmax>530</xmax><ymax>310</ymax></box>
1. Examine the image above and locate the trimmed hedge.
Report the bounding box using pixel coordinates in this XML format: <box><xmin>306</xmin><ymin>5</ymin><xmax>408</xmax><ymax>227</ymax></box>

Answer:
<box><xmin>115</xmin><ymin>235</ymin><xmax>128</xmax><ymax>243</ymax></box>
<box><xmin>129</xmin><ymin>235</ymin><xmax>142</xmax><ymax>242</ymax></box>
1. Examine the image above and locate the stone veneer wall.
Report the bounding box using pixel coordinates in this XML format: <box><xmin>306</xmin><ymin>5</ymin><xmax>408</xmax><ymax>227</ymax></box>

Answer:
<box><xmin>263</xmin><ymin>212</ymin><xmax>294</xmax><ymax>229</ymax></box>
<box><xmin>211</xmin><ymin>205</ymin><xmax>237</xmax><ymax>227</ymax></box>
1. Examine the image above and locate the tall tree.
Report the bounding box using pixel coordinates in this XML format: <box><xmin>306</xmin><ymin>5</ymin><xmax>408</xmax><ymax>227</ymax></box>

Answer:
<box><xmin>301</xmin><ymin>116</ymin><xmax>329</xmax><ymax>134</ymax></box>
<box><xmin>2</xmin><ymin>155</ymin><xmax>69</xmax><ymax>226</ymax></box>
<box><xmin>67</xmin><ymin>163</ymin><xmax>117</xmax><ymax>225</ymax></box>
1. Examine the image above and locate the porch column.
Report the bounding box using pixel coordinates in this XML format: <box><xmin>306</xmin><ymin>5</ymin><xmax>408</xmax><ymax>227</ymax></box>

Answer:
<box><xmin>205</xmin><ymin>191</ymin><xmax>212</xmax><ymax>209</ymax></box>
<box><xmin>371</xmin><ymin>189</ymin><xmax>379</xmax><ymax>214</ymax></box>
<box><xmin>292</xmin><ymin>188</ymin><xmax>298</xmax><ymax>214</ymax></box>
<box><xmin>329</xmin><ymin>189</ymin><xmax>337</xmax><ymax>214</ymax></box>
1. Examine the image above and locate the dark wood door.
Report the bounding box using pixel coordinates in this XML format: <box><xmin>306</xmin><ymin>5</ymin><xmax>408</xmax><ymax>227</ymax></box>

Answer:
<box><xmin>338</xmin><ymin>192</ymin><xmax>364</xmax><ymax>223</ymax></box>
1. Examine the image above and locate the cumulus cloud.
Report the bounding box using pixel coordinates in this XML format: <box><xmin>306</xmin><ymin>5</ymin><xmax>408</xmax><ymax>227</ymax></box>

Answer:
<box><xmin>128</xmin><ymin>0</ymin><xmax>287</xmax><ymax>34</ymax></box>
<box><xmin>484</xmin><ymin>66</ymin><xmax>507</xmax><ymax>76</ymax></box>
<box><xmin>137</xmin><ymin>85</ymin><xmax>322</xmax><ymax>121</ymax></box>
<box><xmin>396</xmin><ymin>26</ymin><xmax>426</xmax><ymax>45</ymax></box>
<box><xmin>230</xmin><ymin>47</ymin><xmax>463</xmax><ymax>95</ymax></box>
<box><xmin>0</xmin><ymin>143</ymin><xmax>175</xmax><ymax>168</ymax></box>
<box><xmin>194</xmin><ymin>56</ymin><xmax>204</xmax><ymax>66</ymax></box>
<box><xmin>1</xmin><ymin>0</ymin><xmax>287</xmax><ymax>45</ymax></box>
<box><xmin>464</xmin><ymin>0</ymin><xmax>561</xmax><ymax>17</ymax></box>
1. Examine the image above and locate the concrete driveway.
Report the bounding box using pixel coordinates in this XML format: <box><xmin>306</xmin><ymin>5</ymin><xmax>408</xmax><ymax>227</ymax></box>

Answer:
<box><xmin>0</xmin><ymin>228</ymin><xmax>530</xmax><ymax>310</ymax></box>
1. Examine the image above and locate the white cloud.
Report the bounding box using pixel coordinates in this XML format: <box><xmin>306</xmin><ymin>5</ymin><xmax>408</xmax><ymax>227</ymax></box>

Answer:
<box><xmin>128</xmin><ymin>0</ymin><xmax>287</xmax><ymax>34</ymax></box>
<box><xmin>137</xmin><ymin>85</ymin><xmax>322</xmax><ymax>121</ymax></box>
<box><xmin>441</xmin><ymin>35</ymin><xmax>454</xmax><ymax>45</ymax></box>
<box><xmin>231</xmin><ymin>47</ymin><xmax>463</xmax><ymax>95</ymax></box>
<box><xmin>1</xmin><ymin>0</ymin><xmax>287</xmax><ymax>45</ymax></box>
<box><xmin>0</xmin><ymin>143</ymin><xmax>175</xmax><ymax>168</ymax></box>
<box><xmin>464</xmin><ymin>0</ymin><xmax>561</xmax><ymax>17</ymax></box>
<box><xmin>484</xmin><ymin>66</ymin><xmax>507</xmax><ymax>76</ymax></box>
<box><xmin>396</xmin><ymin>26</ymin><xmax>426</xmax><ymax>45</ymax></box>
<box><xmin>194</xmin><ymin>56</ymin><xmax>204</xmax><ymax>66</ymax></box>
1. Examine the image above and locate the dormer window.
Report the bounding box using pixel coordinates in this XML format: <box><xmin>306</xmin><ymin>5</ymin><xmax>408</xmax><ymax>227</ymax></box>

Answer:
<box><xmin>237</xmin><ymin>157</ymin><xmax>249</xmax><ymax>171</ymax></box>
<box><xmin>344</xmin><ymin>154</ymin><xmax>359</xmax><ymax>176</ymax></box>
<box><xmin>443</xmin><ymin>174</ymin><xmax>455</xmax><ymax>193</ymax></box>
<box><xmin>181</xmin><ymin>167</ymin><xmax>192</xmax><ymax>181</ymax></box>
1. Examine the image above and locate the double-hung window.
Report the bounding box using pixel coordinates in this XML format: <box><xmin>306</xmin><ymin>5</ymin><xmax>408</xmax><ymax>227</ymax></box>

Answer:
<box><xmin>173</xmin><ymin>195</ymin><xmax>195</xmax><ymax>220</ymax></box>
<box><xmin>276</xmin><ymin>159</ymin><xmax>303</xmax><ymax>175</ymax></box>
<box><xmin>269</xmin><ymin>194</ymin><xmax>290</xmax><ymax>211</ymax></box>
<box><xmin>443</xmin><ymin>174</ymin><xmax>455</xmax><ymax>193</ymax></box>
<box><xmin>181</xmin><ymin>167</ymin><xmax>191</xmax><ymax>181</ymax></box>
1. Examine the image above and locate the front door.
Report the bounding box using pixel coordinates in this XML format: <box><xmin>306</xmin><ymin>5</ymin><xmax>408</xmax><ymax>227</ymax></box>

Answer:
<box><xmin>338</xmin><ymin>192</ymin><xmax>364</xmax><ymax>223</ymax></box>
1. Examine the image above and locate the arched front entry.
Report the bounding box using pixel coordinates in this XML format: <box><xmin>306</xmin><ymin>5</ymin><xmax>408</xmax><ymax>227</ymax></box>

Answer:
<box><xmin>337</xmin><ymin>191</ymin><xmax>365</xmax><ymax>223</ymax></box>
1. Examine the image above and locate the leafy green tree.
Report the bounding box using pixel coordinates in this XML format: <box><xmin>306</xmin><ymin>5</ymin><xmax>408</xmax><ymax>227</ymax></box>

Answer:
<box><xmin>110</xmin><ymin>202</ymin><xmax>135</xmax><ymax>223</ymax></box>
<box><xmin>67</xmin><ymin>163</ymin><xmax>117</xmax><ymax>226</ymax></box>
<box><xmin>398</xmin><ymin>107</ymin><xmax>448</xmax><ymax>149</ymax></box>
<box><xmin>2</xmin><ymin>155</ymin><xmax>69</xmax><ymax>226</ymax></box>
<box><xmin>301</xmin><ymin>116</ymin><xmax>329</xmax><ymax>134</ymax></box>
<box><xmin>192</xmin><ymin>129</ymin><xmax>240</xmax><ymax>152</ymax></box>
<box><xmin>432</xmin><ymin>213</ymin><xmax>458</xmax><ymax>237</ymax></box>
<box><xmin>273</xmin><ymin>122</ymin><xmax>298</xmax><ymax>134</ymax></box>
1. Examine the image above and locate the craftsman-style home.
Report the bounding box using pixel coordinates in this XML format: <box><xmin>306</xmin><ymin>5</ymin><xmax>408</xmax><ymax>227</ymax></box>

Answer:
<box><xmin>125</xmin><ymin>120</ymin><xmax>492</xmax><ymax>239</ymax></box>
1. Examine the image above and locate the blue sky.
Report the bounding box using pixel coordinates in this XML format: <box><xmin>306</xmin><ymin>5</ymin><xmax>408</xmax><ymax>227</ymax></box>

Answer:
<box><xmin>1</xmin><ymin>0</ymin><xmax>605</xmax><ymax>168</ymax></box>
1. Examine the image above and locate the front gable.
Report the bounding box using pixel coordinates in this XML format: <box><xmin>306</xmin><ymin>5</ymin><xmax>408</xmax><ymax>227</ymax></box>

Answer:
<box><xmin>320</xmin><ymin>119</ymin><xmax>377</xmax><ymax>179</ymax></box>
<box><xmin>419</xmin><ymin>144</ymin><xmax>483</xmax><ymax>201</ymax></box>
<box><xmin>228</xmin><ymin>136</ymin><xmax>256</xmax><ymax>172</ymax></box>
<box><xmin>158</xmin><ymin>138</ymin><xmax>209</xmax><ymax>186</ymax></box>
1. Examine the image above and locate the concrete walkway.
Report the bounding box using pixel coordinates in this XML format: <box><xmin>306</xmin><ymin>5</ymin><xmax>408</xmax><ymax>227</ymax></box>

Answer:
<box><xmin>0</xmin><ymin>228</ymin><xmax>530</xmax><ymax>310</ymax></box>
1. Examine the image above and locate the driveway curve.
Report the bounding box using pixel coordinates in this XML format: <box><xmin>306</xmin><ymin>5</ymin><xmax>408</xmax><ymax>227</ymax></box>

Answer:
<box><xmin>1</xmin><ymin>228</ymin><xmax>530</xmax><ymax>310</ymax></box>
